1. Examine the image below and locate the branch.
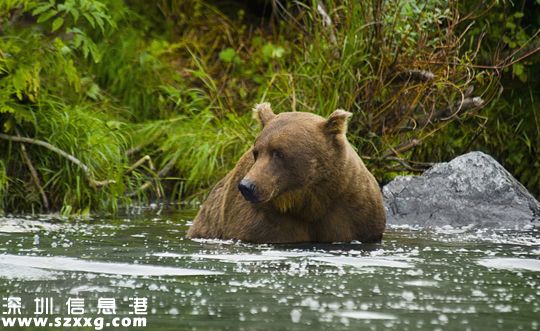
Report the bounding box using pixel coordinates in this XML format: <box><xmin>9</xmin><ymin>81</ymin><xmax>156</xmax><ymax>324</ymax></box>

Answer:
<box><xmin>382</xmin><ymin>97</ymin><xmax>483</xmax><ymax>157</ymax></box>
<box><xmin>126</xmin><ymin>155</ymin><xmax>155</xmax><ymax>174</ymax></box>
<box><xmin>393</xmin><ymin>69</ymin><xmax>435</xmax><ymax>83</ymax></box>
<box><xmin>18</xmin><ymin>135</ymin><xmax>49</xmax><ymax>210</ymax></box>
<box><xmin>316</xmin><ymin>2</ymin><xmax>338</xmax><ymax>55</ymax></box>
<box><xmin>417</xmin><ymin>41</ymin><xmax>540</xmax><ymax>70</ymax></box>
<box><xmin>385</xmin><ymin>157</ymin><xmax>427</xmax><ymax>172</ymax></box>
<box><xmin>418</xmin><ymin>96</ymin><xmax>484</xmax><ymax>127</ymax></box>
<box><xmin>383</xmin><ymin>138</ymin><xmax>422</xmax><ymax>157</ymax></box>
<box><xmin>126</xmin><ymin>156</ymin><xmax>178</xmax><ymax>197</ymax></box>
<box><xmin>0</xmin><ymin>133</ymin><xmax>115</xmax><ymax>188</ymax></box>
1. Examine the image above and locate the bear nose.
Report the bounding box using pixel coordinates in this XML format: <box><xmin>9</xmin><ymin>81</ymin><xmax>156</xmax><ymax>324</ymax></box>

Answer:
<box><xmin>238</xmin><ymin>179</ymin><xmax>260</xmax><ymax>203</ymax></box>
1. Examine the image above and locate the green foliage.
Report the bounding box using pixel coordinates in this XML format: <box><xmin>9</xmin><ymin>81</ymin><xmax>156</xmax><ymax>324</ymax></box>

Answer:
<box><xmin>34</xmin><ymin>103</ymin><xmax>129</xmax><ymax>211</ymax></box>
<box><xmin>0</xmin><ymin>0</ymin><xmax>538</xmax><ymax>213</ymax></box>
<box><xmin>0</xmin><ymin>0</ymin><xmax>125</xmax><ymax>213</ymax></box>
<box><xmin>254</xmin><ymin>1</ymin><xmax>502</xmax><ymax>183</ymax></box>
<box><xmin>132</xmin><ymin>109</ymin><xmax>253</xmax><ymax>198</ymax></box>
<box><xmin>465</xmin><ymin>1</ymin><xmax>538</xmax><ymax>83</ymax></box>
<box><xmin>416</xmin><ymin>1</ymin><xmax>540</xmax><ymax>197</ymax></box>
<box><xmin>219</xmin><ymin>48</ymin><xmax>240</xmax><ymax>64</ymax></box>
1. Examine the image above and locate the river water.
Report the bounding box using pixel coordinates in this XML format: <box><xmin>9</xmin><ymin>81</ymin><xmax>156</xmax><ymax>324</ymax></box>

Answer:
<box><xmin>0</xmin><ymin>207</ymin><xmax>539</xmax><ymax>330</ymax></box>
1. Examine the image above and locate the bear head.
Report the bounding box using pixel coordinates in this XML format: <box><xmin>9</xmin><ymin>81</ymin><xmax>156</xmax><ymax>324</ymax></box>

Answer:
<box><xmin>238</xmin><ymin>102</ymin><xmax>352</xmax><ymax>213</ymax></box>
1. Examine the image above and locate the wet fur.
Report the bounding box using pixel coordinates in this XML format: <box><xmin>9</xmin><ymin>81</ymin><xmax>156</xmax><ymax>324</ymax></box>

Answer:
<box><xmin>187</xmin><ymin>107</ymin><xmax>386</xmax><ymax>243</ymax></box>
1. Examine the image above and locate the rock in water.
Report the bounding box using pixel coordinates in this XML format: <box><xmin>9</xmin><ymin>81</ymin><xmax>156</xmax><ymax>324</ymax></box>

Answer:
<box><xmin>383</xmin><ymin>151</ymin><xmax>540</xmax><ymax>229</ymax></box>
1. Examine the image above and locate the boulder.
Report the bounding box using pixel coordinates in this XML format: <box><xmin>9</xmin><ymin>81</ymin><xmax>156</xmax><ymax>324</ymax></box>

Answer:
<box><xmin>383</xmin><ymin>151</ymin><xmax>540</xmax><ymax>229</ymax></box>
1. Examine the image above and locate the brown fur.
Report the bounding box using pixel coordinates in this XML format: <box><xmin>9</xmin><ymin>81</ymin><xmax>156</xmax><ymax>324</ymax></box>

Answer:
<box><xmin>187</xmin><ymin>103</ymin><xmax>386</xmax><ymax>243</ymax></box>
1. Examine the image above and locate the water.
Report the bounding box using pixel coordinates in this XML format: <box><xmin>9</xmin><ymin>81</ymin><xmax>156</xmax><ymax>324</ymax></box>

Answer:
<box><xmin>0</xmin><ymin>208</ymin><xmax>539</xmax><ymax>330</ymax></box>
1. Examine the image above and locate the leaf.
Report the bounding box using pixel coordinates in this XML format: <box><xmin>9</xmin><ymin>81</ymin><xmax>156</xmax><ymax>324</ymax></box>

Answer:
<box><xmin>3</xmin><ymin>118</ymin><xmax>13</xmax><ymax>133</ymax></box>
<box><xmin>31</xmin><ymin>3</ymin><xmax>54</xmax><ymax>16</ymax></box>
<box><xmin>262</xmin><ymin>43</ymin><xmax>274</xmax><ymax>60</ymax></box>
<box><xmin>261</xmin><ymin>43</ymin><xmax>285</xmax><ymax>61</ymax></box>
<box><xmin>37</xmin><ymin>10</ymin><xmax>58</xmax><ymax>23</ymax></box>
<box><xmin>52</xmin><ymin>17</ymin><xmax>64</xmax><ymax>32</ymax></box>
<box><xmin>88</xmin><ymin>42</ymin><xmax>102</xmax><ymax>63</ymax></box>
<box><xmin>70</xmin><ymin>8</ymin><xmax>79</xmax><ymax>22</ymax></box>
<box><xmin>72</xmin><ymin>34</ymin><xmax>83</xmax><ymax>48</ymax></box>
<box><xmin>12</xmin><ymin>107</ymin><xmax>35</xmax><ymax>124</ymax></box>
<box><xmin>83</xmin><ymin>12</ymin><xmax>95</xmax><ymax>28</ymax></box>
<box><xmin>85</xmin><ymin>83</ymin><xmax>101</xmax><ymax>100</ymax></box>
<box><xmin>106</xmin><ymin>120</ymin><xmax>125</xmax><ymax>130</ymax></box>
<box><xmin>82</xmin><ymin>43</ymin><xmax>89</xmax><ymax>59</ymax></box>
<box><xmin>93</xmin><ymin>14</ymin><xmax>105</xmax><ymax>33</ymax></box>
<box><xmin>63</xmin><ymin>59</ymin><xmax>80</xmax><ymax>91</ymax></box>
<box><xmin>272</xmin><ymin>46</ymin><xmax>285</xmax><ymax>59</ymax></box>
<box><xmin>512</xmin><ymin>63</ymin><xmax>527</xmax><ymax>83</ymax></box>
<box><xmin>0</xmin><ymin>105</ymin><xmax>15</xmax><ymax>114</ymax></box>
<box><xmin>513</xmin><ymin>63</ymin><xmax>524</xmax><ymax>76</ymax></box>
<box><xmin>12</xmin><ymin>67</ymin><xmax>28</xmax><ymax>98</ymax></box>
<box><xmin>505</xmin><ymin>21</ymin><xmax>516</xmax><ymax>30</ymax></box>
<box><xmin>219</xmin><ymin>48</ymin><xmax>237</xmax><ymax>63</ymax></box>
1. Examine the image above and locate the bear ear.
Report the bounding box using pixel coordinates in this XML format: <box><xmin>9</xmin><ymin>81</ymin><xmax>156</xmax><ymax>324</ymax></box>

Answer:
<box><xmin>252</xmin><ymin>102</ymin><xmax>276</xmax><ymax>127</ymax></box>
<box><xmin>323</xmin><ymin>109</ymin><xmax>352</xmax><ymax>135</ymax></box>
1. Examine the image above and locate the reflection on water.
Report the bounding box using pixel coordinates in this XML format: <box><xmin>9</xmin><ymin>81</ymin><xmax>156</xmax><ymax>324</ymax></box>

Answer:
<box><xmin>0</xmin><ymin>209</ymin><xmax>539</xmax><ymax>330</ymax></box>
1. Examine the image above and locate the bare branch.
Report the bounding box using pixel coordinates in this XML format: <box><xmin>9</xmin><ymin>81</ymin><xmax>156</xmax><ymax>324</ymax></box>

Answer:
<box><xmin>385</xmin><ymin>156</ymin><xmax>427</xmax><ymax>172</ymax></box>
<box><xmin>393</xmin><ymin>70</ymin><xmax>435</xmax><ymax>83</ymax></box>
<box><xmin>418</xmin><ymin>96</ymin><xmax>484</xmax><ymax>127</ymax></box>
<box><xmin>383</xmin><ymin>138</ymin><xmax>422</xmax><ymax>157</ymax></box>
<box><xmin>316</xmin><ymin>1</ymin><xmax>338</xmax><ymax>55</ymax></box>
<box><xmin>126</xmin><ymin>155</ymin><xmax>155</xmax><ymax>174</ymax></box>
<box><xmin>18</xmin><ymin>134</ymin><xmax>49</xmax><ymax>210</ymax></box>
<box><xmin>0</xmin><ymin>133</ymin><xmax>115</xmax><ymax>188</ymax></box>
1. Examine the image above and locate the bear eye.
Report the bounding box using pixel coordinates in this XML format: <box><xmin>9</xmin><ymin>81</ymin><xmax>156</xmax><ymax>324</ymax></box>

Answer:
<box><xmin>253</xmin><ymin>149</ymin><xmax>259</xmax><ymax>160</ymax></box>
<box><xmin>272</xmin><ymin>149</ymin><xmax>284</xmax><ymax>159</ymax></box>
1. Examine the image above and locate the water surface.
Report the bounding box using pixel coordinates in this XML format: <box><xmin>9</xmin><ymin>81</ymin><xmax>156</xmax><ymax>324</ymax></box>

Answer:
<box><xmin>0</xmin><ymin>208</ymin><xmax>538</xmax><ymax>330</ymax></box>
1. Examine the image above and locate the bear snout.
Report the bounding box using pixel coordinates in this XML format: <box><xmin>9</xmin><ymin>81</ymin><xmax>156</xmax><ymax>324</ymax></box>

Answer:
<box><xmin>238</xmin><ymin>179</ymin><xmax>261</xmax><ymax>203</ymax></box>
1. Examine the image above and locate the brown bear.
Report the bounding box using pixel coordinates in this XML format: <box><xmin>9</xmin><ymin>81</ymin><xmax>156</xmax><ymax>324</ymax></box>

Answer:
<box><xmin>187</xmin><ymin>103</ymin><xmax>386</xmax><ymax>243</ymax></box>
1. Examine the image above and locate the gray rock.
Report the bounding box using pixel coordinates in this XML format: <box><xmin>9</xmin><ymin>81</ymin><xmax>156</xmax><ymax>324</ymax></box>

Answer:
<box><xmin>383</xmin><ymin>151</ymin><xmax>540</xmax><ymax>229</ymax></box>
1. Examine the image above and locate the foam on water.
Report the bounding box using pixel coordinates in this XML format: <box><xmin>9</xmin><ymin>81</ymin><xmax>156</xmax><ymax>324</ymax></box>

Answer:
<box><xmin>337</xmin><ymin>311</ymin><xmax>398</xmax><ymax>320</ymax></box>
<box><xmin>0</xmin><ymin>263</ymin><xmax>58</xmax><ymax>280</ymax></box>
<box><xmin>69</xmin><ymin>285</ymin><xmax>114</xmax><ymax>295</ymax></box>
<box><xmin>310</xmin><ymin>256</ymin><xmax>414</xmax><ymax>269</ymax></box>
<box><xmin>0</xmin><ymin>218</ymin><xmax>61</xmax><ymax>233</ymax></box>
<box><xmin>477</xmin><ymin>257</ymin><xmax>540</xmax><ymax>272</ymax></box>
<box><xmin>261</xmin><ymin>250</ymin><xmax>331</xmax><ymax>258</ymax></box>
<box><xmin>154</xmin><ymin>252</ymin><xmax>186</xmax><ymax>258</ymax></box>
<box><xmin>0</xmin><ymin>254</ymin><xmax>222</xmax><ymax>276</ymax></box>
<box><xmin>403</xmin><ymin>280</ymin><xmax>439</xmax><ymax>287</ymax></box>
<box><xmin>190</xmin><ymin>254</ymin><xmax>287</xmax><ymax>262</ymax></box>
<box><xmin>190</xmin><ymin>238</ymin><xmax>238</xmax><ymax>245</ymax></box>
<box><xmin>155</xmin><ymin>250</ymin><xmax>328</xmax><ymax>260</ymax></box>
